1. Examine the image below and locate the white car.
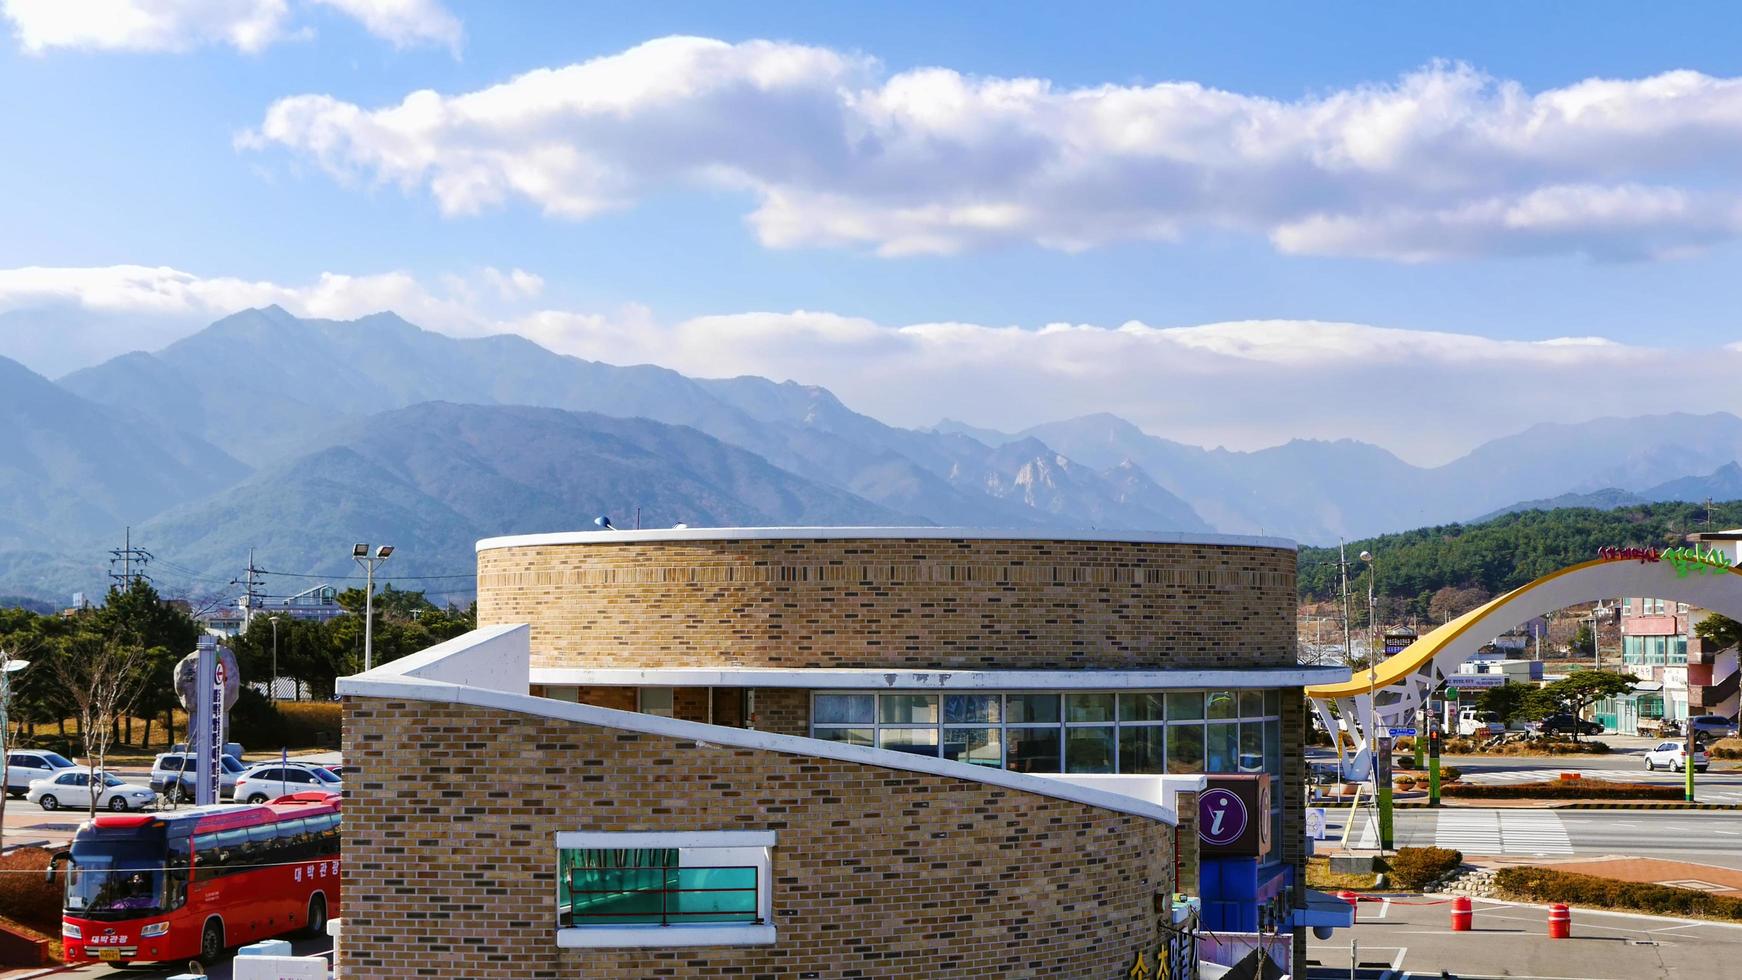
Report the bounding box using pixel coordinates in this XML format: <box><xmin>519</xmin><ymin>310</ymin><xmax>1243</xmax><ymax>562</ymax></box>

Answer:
<box><xmin>27</xmin><ymin>768</ymin><xmax>158</xmax><ymax>812</ymax></box>
<box><xmin>5</xmin><ymin>750</ymin><xmax>78</xmax><ymax>798</ymax></box>
<box><xmin>1644</xmin><ymin>741</ymin><xmax>1710</xmax><ymax>773</ymax></box>
<box><xmin>234</xmin><ymin>762</ymin><xmax>344</xmax><ymax>803</ymax></box>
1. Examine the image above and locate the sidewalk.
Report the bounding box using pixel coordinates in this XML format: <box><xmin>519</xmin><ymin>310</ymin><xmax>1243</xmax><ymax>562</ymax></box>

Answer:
<box><xmin>1540</xmin><ymin>855</ymin><xmax>1742</xmax><ymax>896</ymax></box>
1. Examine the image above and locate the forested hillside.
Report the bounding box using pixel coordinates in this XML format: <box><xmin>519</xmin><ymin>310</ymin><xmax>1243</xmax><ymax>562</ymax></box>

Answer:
<box><xmin>1298</xmin><ymin>501</ymin><xmax>1742</xmax><ymax>617</ymax></box>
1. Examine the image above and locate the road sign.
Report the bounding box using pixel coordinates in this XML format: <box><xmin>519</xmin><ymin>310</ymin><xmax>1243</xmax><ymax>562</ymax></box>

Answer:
<box><xmin>1387</xmin><ymin>727</ymin><xmax>1417</xmax><ymax>737</ymax></box>
<box><xmin>1446</xmin><ymin>674</ymin><xmax>1504</xmax><ymax>688</ymax></box>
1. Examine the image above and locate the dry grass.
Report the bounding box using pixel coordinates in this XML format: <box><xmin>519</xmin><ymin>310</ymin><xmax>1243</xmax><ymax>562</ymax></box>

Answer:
<box><xmin>1305</xmin><ymin>857</ymin><xmax>1380</xmax><ymax>892</ymax></box>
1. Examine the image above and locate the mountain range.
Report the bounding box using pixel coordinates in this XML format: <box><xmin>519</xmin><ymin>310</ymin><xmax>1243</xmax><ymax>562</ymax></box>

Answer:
<box><xmin>5</xmin><ymin>305</ymin><xmax>1742</xmax><ymax>603</ymax></box>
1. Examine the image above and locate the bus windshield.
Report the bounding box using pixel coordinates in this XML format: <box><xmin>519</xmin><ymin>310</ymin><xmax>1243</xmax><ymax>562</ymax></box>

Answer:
<box><xmin>66</xmin><ymin>841</ymin><xmax>173</xmax><ymax>919</ymax></box>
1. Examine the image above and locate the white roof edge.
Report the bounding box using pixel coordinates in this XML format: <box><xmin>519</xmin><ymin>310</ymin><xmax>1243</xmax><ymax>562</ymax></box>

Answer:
<box><xmin>337</xmin><ymin>674</ymin><xmax>1176</xmax><ymax>825</ymax></box>
<box><xmin>476</xmin><ymin>526</ymin><xmax>1297</xmax><ymax>553</ymax></box>
<box><xmin>529</xmin><ymin>665</ymin><xmax>1350</xmax><ymax>689</ymax></box>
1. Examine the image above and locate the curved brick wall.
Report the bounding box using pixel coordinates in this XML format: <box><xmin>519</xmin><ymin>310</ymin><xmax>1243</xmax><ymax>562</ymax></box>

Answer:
<box><xmin>477</xmin><ymin>534</ymin><xmax>1297</xmax><ymax>670</ymax></box>
<box><xmin>343</xmin><ymin>699</ymin><xmax>1173</xmax><ymax>980</ymax></box>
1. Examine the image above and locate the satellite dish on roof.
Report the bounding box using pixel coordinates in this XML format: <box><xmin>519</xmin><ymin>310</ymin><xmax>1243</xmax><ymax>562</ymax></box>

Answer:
<box><xmin>594</xmin><ymin>516</ymin><xmax>615</xmax><ymax>530</ymax></box>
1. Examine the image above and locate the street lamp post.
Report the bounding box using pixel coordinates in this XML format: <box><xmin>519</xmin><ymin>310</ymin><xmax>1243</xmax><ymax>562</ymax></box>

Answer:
<box><xmin>268</xmin><ymin>615</ymin><xmax>282</xmax><ymax>703</ymax></box>
<box><xmin>352</xmin><ymin>544</ymin><xmax>394</xmax><ymax>672</ymax></box>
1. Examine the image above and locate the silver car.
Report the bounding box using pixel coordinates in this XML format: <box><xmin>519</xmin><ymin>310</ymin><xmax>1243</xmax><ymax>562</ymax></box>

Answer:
<box><xmin>28</xmin><ymin>768</ymin><xmax>158</xmax><ymax>812</ymax></box>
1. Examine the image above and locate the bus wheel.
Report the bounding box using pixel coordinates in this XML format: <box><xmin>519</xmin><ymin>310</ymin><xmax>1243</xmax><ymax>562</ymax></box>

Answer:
<box><xmin>199</xmin><ymin>919</ymin><xmax>225</xmax><ymax>965</ymax></box>
<box><xmin>304</xmin><ymin>894</ymin><xmax>327</xmax><ymax>938</ymax></box>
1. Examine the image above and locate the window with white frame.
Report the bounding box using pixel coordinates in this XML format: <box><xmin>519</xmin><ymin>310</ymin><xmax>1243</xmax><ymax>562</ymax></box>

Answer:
<box><xmin>555</xmin><ymin>831</ymin><xmax>775</xmax><ymax>947</ymax></box>
<box><xmin>811</xmin><ymin>688</ymin><xmax>1287</xmax><ymax>855</ymax></box>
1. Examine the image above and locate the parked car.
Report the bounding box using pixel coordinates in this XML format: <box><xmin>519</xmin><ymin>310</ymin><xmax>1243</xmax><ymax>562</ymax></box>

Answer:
<box><xmin>1535</xmin><ymin>714</ymin><xmax>1604</xmax><ymax>737</ymax></box>
<box><xmin>1644</xmin><ymin>740</ymin><xmax>1710</xmax><ymax>773</ymax></box>
<box><xmin>234</xmin><ymin>762</ymin><xmax>344</xmax><ymax>803</ymax></box>
<box><xmin>1456</xmin><ymin>708</ymin><xmax>1504</xmax><ymax>737</ymax></box>
<box><xmin>27</xmin><ymin>768</ymin><xmax>158</xmax><ymax>812</ymax></box>
<box><xmin>4</xmin><ymin>750</ymin><xmax>78</xmax><ymax>798</ymax></box>
<box><xmin>1688</xmin><ymin>715</ymin><xmax>1740</xmax><ymax>741</ymax></box>
<box><xmin>150</xmin><ymin>751</ymin><xmax>247</xmax><ymax>801</ymax></box>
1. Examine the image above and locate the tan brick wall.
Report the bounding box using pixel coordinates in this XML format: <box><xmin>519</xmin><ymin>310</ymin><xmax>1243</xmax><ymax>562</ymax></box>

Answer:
<box><xmin>749</xmin><ymin>687</ymin><xmax>809</xmax><ymax>736</ymax></box>
<box><xmin>477</xmin><ymin>536</ymin><xmax>1295</xmax><ymax>671</ymax></box>
<box><xmin>342</xmin><ymin>698</ymin><xmax>1174</xmax><ymax>979</ymax></box>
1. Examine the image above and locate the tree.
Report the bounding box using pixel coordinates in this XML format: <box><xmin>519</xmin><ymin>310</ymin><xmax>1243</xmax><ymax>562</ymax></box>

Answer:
<box><xmin>51</xmin><ymin>634</ymin><xmax>152</xmax><ymax>819</ymax></box>
<box><xmin>1476</xmin><ymin>683</ymin><xmax>1533</xmax><ymax>726</ymax></box>
<box><xmin>1529</xmin><ymin>670</ymin><xmax>1638</xmax><ymax>742</ymax></box>
<box><xmin>1568</xmin><ymin>623</ymin><xmax>1595</xmax><ymax>658</ymax></box>
<box><xmin>1695</xmin><ymin>614</ymin><xmax>1742</xmax><ymax>653</ymax></box>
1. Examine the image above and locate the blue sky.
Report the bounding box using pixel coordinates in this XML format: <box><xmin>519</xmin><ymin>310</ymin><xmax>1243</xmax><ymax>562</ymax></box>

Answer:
<box><xmin>3</xmin><ymin>2</ymin><xmax>1742</xmax><ymax>460</ymax></box>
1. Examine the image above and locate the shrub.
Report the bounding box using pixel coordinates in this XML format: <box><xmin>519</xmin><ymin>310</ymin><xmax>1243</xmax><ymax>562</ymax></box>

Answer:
<box><xmin>1442</xmin><ymin>779</ymin><xmax>1680</xmax><ymax>800</ymax></box>
<box><xmin>1440</xmin><ymin>766</ymin><xmax>1462</xmax><ymax>783</ymax></box>
<box><xmin>1442</xmin><ymin>737</ymin><xmax>1609</xmax><ymax>756</ymax></box>
<box><xmin>1388</xmin><ymin>847</ymin><xmax>1464</xmax><ymax>890</ymax></box>
<box><xmin>1495</xmin><ymin>867</ymin><xmax>1742</xmax><ymax>921</ymax></box>
<box><xmin>1394</xmin><ymin>776</ymin><xmax>1417</xmax><ymax>791</ymax></box>
<box><xmin>0</xmin><ymin>848</ymin><xmax>62</xmax><ymax>935</ymax></box>
<box><xmin>1711</xmin><ymin>738</ymin><xmax>1742</xmax><ymax>760</ymax></box>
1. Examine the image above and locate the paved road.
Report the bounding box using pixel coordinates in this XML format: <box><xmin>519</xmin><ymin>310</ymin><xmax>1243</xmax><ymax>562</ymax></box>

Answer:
<box><xmin>1304</xmin><ymin>894</ymin><xmax>1742</xmax><ymax>978</ymax></box>
<box><xmin>49</xmin><ymin>937</ymin><xmax>333</xmax><ymax>979</ymax></box>
<box><xmin>1323</xmin><ymin>808</ymin><xmax>1742</xmax><ymax>869</ymax></box>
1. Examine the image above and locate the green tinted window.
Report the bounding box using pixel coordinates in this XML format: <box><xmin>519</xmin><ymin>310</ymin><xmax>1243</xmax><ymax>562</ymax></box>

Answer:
<box><xmin>559</xmin><ymin>848</ymin><xmax>759</xmax><ymax>927</ymax></box>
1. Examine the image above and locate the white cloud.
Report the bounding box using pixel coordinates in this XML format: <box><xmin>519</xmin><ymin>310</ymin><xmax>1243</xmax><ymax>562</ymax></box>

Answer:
<box><xmin>4</xmin><ymin>263</ymin><xmax>1736</xmax><ymax>463</ymax></box>
<box><xmin>243</xmin><ymin>41</ymin><xmax>1742</xmax><ymax>261</ymax></box>
<box><xmin>2</xmin><ymin>0</ymin><xmax>459</xmax><ymax>53</ymax></box>
<box><xmin>3</xmin><ymin>0</ymin><xmax>293</xmax><ymax>53</ymax></box>
<box><xmin>307</xmin><ymin>0</ymin><xmax>458</xmax><ymax>54</ymax></box>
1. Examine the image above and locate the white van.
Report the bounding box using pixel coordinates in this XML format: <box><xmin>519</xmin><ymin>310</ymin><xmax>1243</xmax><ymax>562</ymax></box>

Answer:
<box><xmin>1457</xmin><ymin>708</ymin><xmax>1504</xmax><ymax>737</ymax></box>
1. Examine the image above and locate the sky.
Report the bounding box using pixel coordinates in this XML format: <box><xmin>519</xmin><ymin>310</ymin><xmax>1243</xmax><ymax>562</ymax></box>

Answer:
<box><xmin>3</xmin><ymin>1</ymin><xmax>1742</xmax><ymax>464</ymax></box>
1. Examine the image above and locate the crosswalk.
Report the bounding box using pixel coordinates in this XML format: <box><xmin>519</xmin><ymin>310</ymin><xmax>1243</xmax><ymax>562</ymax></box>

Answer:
<box><xmin>1459</xmin><ymin>768</ymin><xmax>1742</xmax><ymax>803</ymax></box>
<box><xmin>1431</xmin><ymin>809</ymin><xmax>1573</xmax><ymax>856</ymax></box>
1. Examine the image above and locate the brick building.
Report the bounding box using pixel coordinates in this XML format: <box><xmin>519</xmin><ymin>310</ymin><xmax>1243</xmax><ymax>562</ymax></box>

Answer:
<box><xmin>338</xmin><ymin>528</ymin><xmax>1348</xmax><ymax>977</ymax></box>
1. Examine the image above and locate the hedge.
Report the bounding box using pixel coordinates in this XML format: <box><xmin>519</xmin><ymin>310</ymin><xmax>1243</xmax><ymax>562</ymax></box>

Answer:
<box><xmin>0</xmin><ymin>849</ymin><xmax>61</xmax><ymax>936</ymax></box>
<box><xmin>1711</xmin><ymin>738</ymin><xmax>1742</xmax><ymax>760</ymax></box>
<box><xmin>1389</xmin><ymin>847</ymin><xmax>1463</xmax><ymax>890</ymax></box>
<box><xmin>1496</xmin><ymin>866</ymin><xmax>1742</xmax><ymax>921</ymax></box>
<box><xmin>1444</xmin><ymin>737</ymin><xmax>1611</xmax><ymax>756</ymax></box>
<box><xmin>1442</xmin><ymin>779</ymin><xmax>1681</xmax><ymax>800</ymax></box>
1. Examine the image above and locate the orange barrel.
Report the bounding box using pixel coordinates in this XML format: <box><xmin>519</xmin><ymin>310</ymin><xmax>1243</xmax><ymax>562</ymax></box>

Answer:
<box><xmin>1548</xmin><ymin>903</ymin><xmax>1570</xmax><ymax>939</ymax></box>
<box><xmin>1451</xmin><ymin>895</ymin><xmax>1473</xmax><ymax>932</ymax></box>
<box><xmin>1338</xmin><ymin>890</ymin><xmax>1360</xmax><ymax>923</ymax></box>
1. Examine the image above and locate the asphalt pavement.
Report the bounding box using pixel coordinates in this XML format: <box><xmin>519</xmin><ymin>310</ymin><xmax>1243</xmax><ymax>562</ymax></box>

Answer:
<box><xmin>42</xmin><ymin>936</ymin><xmax>333</xmax><ymax>979</ymax></box>
<box><xmin>1304</xmin><ymin>894</ymin><xmax>1742</xmax><ymax>979</ymax></box>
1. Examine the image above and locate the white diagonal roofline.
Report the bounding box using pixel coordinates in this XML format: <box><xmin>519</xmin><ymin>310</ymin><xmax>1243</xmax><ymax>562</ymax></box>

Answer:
<box><xmin>476</xmin><ymin>526</ymin><xmax>1296</xmax><ymax>553</ymax></box>
<box><xmin>338</xmin><ymin>626</ymin><xmax>1179</xmax><ymax>825</ymax></box>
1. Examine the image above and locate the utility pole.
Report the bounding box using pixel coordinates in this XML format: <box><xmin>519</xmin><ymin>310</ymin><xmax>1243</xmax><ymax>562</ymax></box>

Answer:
<box><xmin>1339</xmin><ymin>541</ymin><xmax>1353</xmax><ymax>667</ymax></box>
<box><xmin>230</xmin><ymin>549</ymin><xmax>266</xmax><ymax>632</ymax></box>
<box><xmin>108</xmin><ymin>527</ymin><xmax>154</xmax><ymax>591</ymax></box>
<box><xmin>269</xmin><ymin>615</ymin><xmax>282</xmax><ymax>703</ymax></box>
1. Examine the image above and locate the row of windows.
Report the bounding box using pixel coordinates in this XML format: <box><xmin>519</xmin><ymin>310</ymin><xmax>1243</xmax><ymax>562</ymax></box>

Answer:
<box><xmin>190</xmin><ymin>813</ymin><xmax>340</xmax><ymax>879</ymax></box>
<box><xmin>1622</xmin><ymin>634</ymin><xmax>1688</xmax><ymax>666</ymax></box>
<box><xmin>815</xmin><ymin>690</ymin><xmax>1282</xmax><ymax>727</ymax></box>
<box><xmin>812</xmin><ymin>692</ymin><xmax>1284</xmax><ymax>776</ymax></box>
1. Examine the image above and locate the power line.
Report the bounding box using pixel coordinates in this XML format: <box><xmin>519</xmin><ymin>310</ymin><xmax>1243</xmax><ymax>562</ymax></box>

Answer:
<box><xmin>108</xmin><ymin>526</ymin><xmax>154</xmax><ymax>591</ymax></box>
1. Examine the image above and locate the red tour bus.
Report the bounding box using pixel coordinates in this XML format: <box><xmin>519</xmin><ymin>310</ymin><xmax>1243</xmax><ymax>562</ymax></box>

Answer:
<box><xmin>51</xmin><ymin>791</ymin><xmax>340</xmax><ymax>967</ymax></box>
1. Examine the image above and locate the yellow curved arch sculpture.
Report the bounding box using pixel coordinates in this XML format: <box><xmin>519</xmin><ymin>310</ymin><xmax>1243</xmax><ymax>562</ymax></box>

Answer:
<box><xmin>1307</xmin><ymin>553</ymin><xmax>1742</xmax><ymax>772</ymax></box>
<box><xmin>1307</xmin><ymin>556</ymin><xmax>1742</xmax><ymax>701</ymax></box>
